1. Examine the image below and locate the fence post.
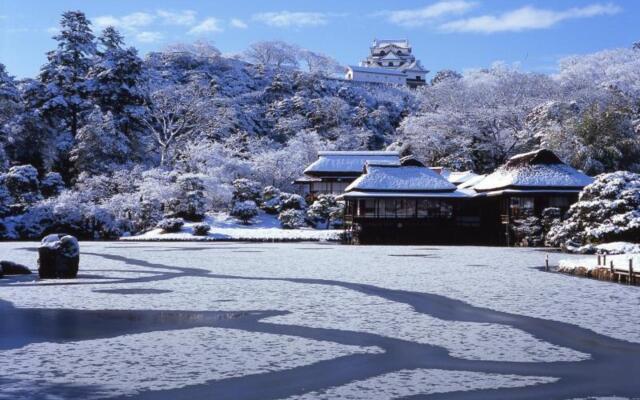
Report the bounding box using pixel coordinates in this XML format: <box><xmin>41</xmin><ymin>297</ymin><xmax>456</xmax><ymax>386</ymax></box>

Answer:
<box><xmin>610</xmin><ymin>260</ymin><xmax>614</xmax><ymax>283</ymax></box>
<box><xmin>597</xmin><ymin>254</ymin><xmax>601</xmax><ymax>266</ymax></box>
<box><xmin>603</xmin><ymin>254</ymin><xmax>607</xmax><ymax>267</ymax></box>
<box><xmin>545</xmin><ymin>255</ymin><xmax>549</xmax><ymax>271</ymax></box>
<box><xmin>629</xmin><ymin>258</ymin><xmax>634</xmax><ymax>285</ymax></box>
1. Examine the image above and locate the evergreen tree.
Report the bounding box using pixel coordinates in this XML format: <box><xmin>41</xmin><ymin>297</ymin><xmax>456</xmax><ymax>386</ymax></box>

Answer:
<box><xmin>88</xmin><ymin>27</ymin><xmax>146</xmax><ymax>138</ymax></box>
<box><xmin>37</xmin><ymin>11</ymin><xmax>96</xmax><ymax>139</ymax></box>
<box><xmin>0</xmin><ymin>64</ymin><xmax>21</xmax><ymax>169</ymax></box>
<box><xmin>70</xmin><ymin>108</ymin><xmax>131</xmax><ymax>174</ymax></box>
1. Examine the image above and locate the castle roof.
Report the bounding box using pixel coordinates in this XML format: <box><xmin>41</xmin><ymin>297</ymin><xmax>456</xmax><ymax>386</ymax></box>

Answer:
<box><xmin>347</xmin><ymin>65</ymin><xmax>406</xmax><ymax>76</ymax></box>
<box><xmin>373</xmin><ymin>39</ymin><xmax>410</xmax><ymax>48</ymax></box>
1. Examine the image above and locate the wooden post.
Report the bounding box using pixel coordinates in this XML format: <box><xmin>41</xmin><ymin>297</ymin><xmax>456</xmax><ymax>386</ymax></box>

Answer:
<box><xmin>629</xmin><ymin>258</ymin><xmax>634</xmax><ymax>285</ymax></box>
<box><xmin>603</xmin><ymin>254</ymin><xmax>607</xmax><ymax>266</ymax></box>
<box><xmin>545</xmin><ymin>255</ymin><xmax>549</xmax><ymax>271</ymax></box>
<box><xmin>610</xmin><ymin>260</ymin><xmax>614</xmax><ymax>282</ymax></box>
<box><xmin>597</xmin><ymin>254</ymin><xmax>601</xmax><ymax>266</ymax></box>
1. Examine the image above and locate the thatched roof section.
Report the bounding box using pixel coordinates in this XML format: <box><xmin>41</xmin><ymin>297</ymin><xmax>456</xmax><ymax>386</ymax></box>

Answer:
<box><xmin>473</xmin><ymin>149</ymin><xmax>593</xmax><ymax>192</ymax></box>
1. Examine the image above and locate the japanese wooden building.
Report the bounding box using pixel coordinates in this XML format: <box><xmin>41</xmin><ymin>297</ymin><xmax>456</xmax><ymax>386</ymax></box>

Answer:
<box><xmin>328</xmin><ymin>149</ymin><xmax>594</xmax><ymax>245</ymax></box>
<box><xmin>294</xmin><ymin>151</ymin><xmax>400</xmax><ymax>199</ymax></box>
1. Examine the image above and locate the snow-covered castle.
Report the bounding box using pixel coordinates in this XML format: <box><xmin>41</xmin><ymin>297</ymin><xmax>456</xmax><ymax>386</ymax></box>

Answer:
<box><xmin>345</xmin><ymin>39</ymin><xmax>428</xmax><ymax>88</ymax></box>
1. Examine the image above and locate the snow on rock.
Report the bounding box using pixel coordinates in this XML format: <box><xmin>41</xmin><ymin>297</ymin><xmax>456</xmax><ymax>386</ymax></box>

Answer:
<box><xmin>123</xmin><ymin>211</ymin><xmax>341</xmax><ymax>241</ymax></box>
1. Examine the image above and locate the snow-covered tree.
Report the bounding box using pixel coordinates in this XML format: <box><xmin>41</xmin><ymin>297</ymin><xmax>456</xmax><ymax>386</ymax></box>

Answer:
<box><xmin>38</xmin><ymin>11</ymin><xmax>96</xmax><ymax>139</ymax></box>
<box><xmin>3</xmin><ymin>165</ymin><xmax>41</xmax><ymax>208</ymax></box>
<box><xmin>232</xmin><ymin>178</ymin><xmax>261</xmax><ymax>202</ymax></box>
<box><xmin>0</xmin><ymin>64</ymin><xmax>21</xmax><ymax>169</ymax></box>
<box><xmin>70</xmin><ymin>109</ymin><xmax>131</xmax><ymax>174</ymax></box>
<box><xmin>88</xmin><ymin>27</ymin><xmax>146</xmax><ymax>141</ymax></box>
<box><xmin>192</xmin><ymin>222</ymin><xmax>210</xmax><ymax>236</ymax></box>
<box><xmin>156</xmin><ymin>217</ymin><xmax>184</xmax><ymax>233</ymax></box>
<box><xmin>307</xmin><ymin>194</ymin><xmax>344</xmax><ymax>228</ymax></box>
<box><xmin>547</xmin><ymin>172</ymin><xmax>640</xmax><ymax>248</ymax></box>
<box><xmin>142</xmin><ymin>83</ymin><xmax>207</xmax><ymax>166</ymax></box>
<box><xmin>278</xmin><ymin>208</ymin><xmax>306</xmax><ymax>229</ymax></box>
<box><xmin>244</xmin><ymin>41</ymin><xmax>299</xmax><ymax>70</ymax></box>
<box><xmin>231</xmin><ymin>200</ymin><xmax>258</xmax><ymax>224</ymax></box>
<box><xmin>11</xmin><ymin>80</ymin><xmax>60</xmax><ymax>171</ymax></box>
<box><xmin>40</xmin><ymin>172</ymin><xmax>65</xmax><ymax>198</ymax></box>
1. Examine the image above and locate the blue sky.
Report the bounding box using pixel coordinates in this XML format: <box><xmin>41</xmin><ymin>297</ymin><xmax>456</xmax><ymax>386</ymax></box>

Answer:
<box><xmin>1</xmin><ymin>0</ymin><xmax>638</xmax><ymax>78</ymax></box>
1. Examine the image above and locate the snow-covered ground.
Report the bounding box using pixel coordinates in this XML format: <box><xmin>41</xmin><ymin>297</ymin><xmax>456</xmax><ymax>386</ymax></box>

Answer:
<box><xmin>0</xmin><ymin>242</ymin><xmax>639</xmax><ymax>399</ymax></box>
<box><xmin>122</xmin><ymin>211</ymin><xmax>341</xmax><ymax>242</ymax></box>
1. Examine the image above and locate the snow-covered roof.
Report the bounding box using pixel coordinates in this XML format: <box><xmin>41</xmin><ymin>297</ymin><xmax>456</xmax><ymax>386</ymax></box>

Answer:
<box><xmin>341</xmin><ymin>190</ymin><xmax>471</xmax><ymax>199</ymax></box>
<box><xmin>347</xmin><ymin>65</ymin><xmax>406</xmax><ymax>76</ymax></box>
<box><xmin>345</xmin><ymin>163</ymin><xmax>457</xmax><ymax>193</ymax></box>
<box><xmin>304</xmin><ymin>151</ymin><xmax>400</xmax><ymax>175</ymax></box>
<box><xmin>473</xmin><ymin>149</ymin><xmax>593</xmax><ymax>192</ymax></box>
<box><xmin>380</xmin><ymin>53</ymin><xmax>402</xmax><ymax>61</ymax></box>
<box><xmin>402</xmin><ymin>60</ymin><xmax>428</xmax><ymax>73</ymax></box>
<box><xmin>444</xmin><ymin>170</ymin><xmax>480</xmax><ymax>185</ymax></box>
<box><xmin>373</xmin><ymin>39</ymin><xmax>410</xmax><ymax>48</ymax></box>
<box><xmin>458</xmin><ymin>174</ymin><xmax>487</xmax><ymax>189</ymax></box>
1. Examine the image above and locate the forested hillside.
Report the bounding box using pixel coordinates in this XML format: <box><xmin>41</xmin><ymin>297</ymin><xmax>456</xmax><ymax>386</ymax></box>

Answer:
<box><xmin>0</xmin><ymin>11</ymin><xmax>639</xmax><ymax>239</ymax></box>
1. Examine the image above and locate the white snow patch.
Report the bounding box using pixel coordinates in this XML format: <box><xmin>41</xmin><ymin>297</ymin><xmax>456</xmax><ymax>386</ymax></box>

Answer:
<box><xmin>122</xmin><ymin>212</ymin><xmax>341</xmax><ymax>242</ymax></box>
<box><xmin>0</xmin><ymin>327</ymin><xmax>381</xmax><ymax>399</ymax></box>
<box><xmin>283</xmin><ymin>369</ymin><xmax>557</xmax><ymax>399</ymax></box>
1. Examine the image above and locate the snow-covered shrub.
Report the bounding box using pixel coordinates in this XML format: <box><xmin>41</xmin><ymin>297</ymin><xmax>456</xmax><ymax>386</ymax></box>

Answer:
<box><xmin>307</xmin><ymin>195</ymin><xmax>344</xmax><ymax>228</ymax></box>
<box><xmin>260</xmin><ymin>186</ymin><xmax>281</xmax><ymax>214</ymax></box>
<box><xmin>0</xmin><ymin>182</ymin><xmax>11</xmax><ymax>217</ymax></box>
<box><xmin>156</xmin><ymin>218</ymin><xmax>184</xmax><ymax>233</ymax></box>
<box><xmin>547</xmin><ymin>171</ymin><xmax>640</xmax><ymax>248</ymax></box>
<box><xmin>164</xmin><ymin>174</ymin><xmax>208</xmax><ymax>221</ymax></box>
<box><xmin>279</xmin><ymin>193</ymin><xmax>306</xmax><ymax>211</ymax></box>
<box><xmin>40</xmin><ymin>172</ymin><xmax>65</xmax><ymax>198</ymax></box>
<box><xmin>3</xmin><ymin>165</ymin><xmax>41</xmax><ymax>207</ymax></box>
<box><xmin>278</xmin><ymin>209</ymin><xmax>307</xmax><ymax>229</ymax></box>
<box><xmin>511</xmin><ymin>217</ymin><xmax>543</xmax><ymax>247</ymax></box>
<box><xmin>14</xmin><ymin>193</ymin><xmax>120</xmax><ymax>240</ymax></box>
<box><xmin>232</xmin><ymin>178</ymin><xmax>261</xmax><ymax>202</ymax></box>
<box><xmin>231</xmin><ymin>200</ymin><xmax>258</xmax><ymax>224</ymax></box>
<box><xmin>192</xmin><ymin>222</ymin><xmax>210</xmax><ymax>236</ymax></box>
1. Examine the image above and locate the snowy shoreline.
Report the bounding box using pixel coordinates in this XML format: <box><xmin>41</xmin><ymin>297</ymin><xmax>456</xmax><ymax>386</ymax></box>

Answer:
<box><xmin>121</xmin><ymin>212</ymin><xmax>343</xmax><ymax>242</ymax></box>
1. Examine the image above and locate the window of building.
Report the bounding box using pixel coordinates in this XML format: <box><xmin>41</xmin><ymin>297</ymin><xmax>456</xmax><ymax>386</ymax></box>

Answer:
<box><xmin>417</xmin><ymin>199</ymin><xmax>453</xmax><ymax>218</ymax></box>
<box><xmin>378</xmin><ymin>199</ymin><xmax>392</xmax><ymax>218</ymax></box>
<box><xmin>509</xmin><ymin>197</ymin><xmax>534</xmax><ymax>218</ymax></box>
<box><xmin>397</xmin><ymin>199</ymin><xmax>416</xmax><ymax>218</ymax></box>
<box><xmin>357</xmin><ymin>199</ymin><xmax>376</xmax><ymax>217</ymax></box>
<box><xmin>548</xmin><ymin>196</ymin><xmax>571</xmax><ymax>209</ymax></box>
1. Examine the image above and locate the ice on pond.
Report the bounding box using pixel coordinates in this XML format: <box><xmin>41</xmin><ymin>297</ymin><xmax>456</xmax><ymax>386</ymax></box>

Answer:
<box><xmin>0</xmin><ymin>327</ymin><xmax>382</xmax><ymax>399</ymax></box>
<box><xmin>282</xmin><ymin>368</ymin><xmax>557</xmax><ymax>400</ymax></box>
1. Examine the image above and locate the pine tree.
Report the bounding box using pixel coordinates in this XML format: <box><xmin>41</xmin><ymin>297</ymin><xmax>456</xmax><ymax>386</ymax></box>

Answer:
<box><xmin>89</xmin><ymin>27</ymin><xmax>146</xmax><ymax>138</ymax></box>
<box><xmin>70</xmin><ymin>108</ymin><xmax>131</xmax><ymax>174</ymax></box>
<box><xmin>38</xmin><ymin>11</ymin><xmax>96</xmax><ymax>139</ymax></box>
<box><xmin>0</xmin><ymin>64</ymin><xmax>21</xmax><ymax>169</ymax></box>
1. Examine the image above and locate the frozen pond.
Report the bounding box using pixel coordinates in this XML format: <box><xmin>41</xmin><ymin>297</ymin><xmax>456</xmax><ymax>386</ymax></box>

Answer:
<box><xmin>0</xmin><ymin>242</ymin><xmax>639</xmax><ymax>399</ymax></box>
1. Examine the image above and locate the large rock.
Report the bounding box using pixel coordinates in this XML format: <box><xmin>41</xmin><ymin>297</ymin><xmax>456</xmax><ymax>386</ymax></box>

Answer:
<box><xmin>38</xmin><ymin>234</ymin><xmax>80</xmax><ymax>279</ymax></box>
<box><xmin>0</xmin><ymin>261</ymin><xmax>31</xmax><ymax>275</ymax></box>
